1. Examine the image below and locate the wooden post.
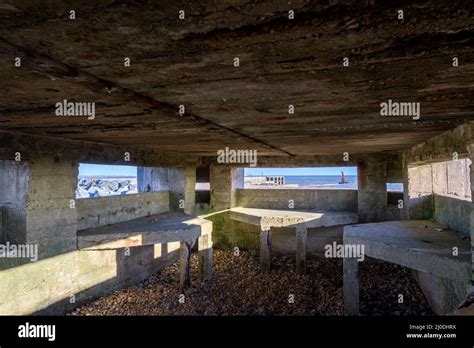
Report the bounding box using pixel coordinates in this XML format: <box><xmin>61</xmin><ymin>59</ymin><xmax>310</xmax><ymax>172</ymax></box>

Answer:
<box><xmin>260</xmin><ymin>229</ymin><xmax>272</xmax><ymax>272</ymax></box>
<box><xmin>179</xmin><ymin>240</ymin><xmax>192</xmax><ymax>291</ymax></box>
<box><xmin>198</xmin><ymin>233</ymin><xmax>213</xmax><ymax>281</ymax></box>
<box><xmin>295</xmin><ymin>226</ymin><xmax>307</xmax><ymax>275</ymax></box>
<box><xmin>343</xmin><ymin>256</ymin><xmax>360</xmax><ymax>315</ymax></box>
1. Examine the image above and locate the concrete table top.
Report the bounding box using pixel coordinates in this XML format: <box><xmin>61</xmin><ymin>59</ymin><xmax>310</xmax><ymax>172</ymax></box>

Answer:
<box><xmin>77</xmin><ymin>212</ymin><xmax>212</xmax><ymax>250</ymax></box>
<box><xmin>230</xmin><ymin>207</ymin><xmax>358</xmax><ymax>230</ymax></box>
<box><xmin>344</xmin><ymin>220</ymin><xmax>471</xmax><ymax>281</ymax></box>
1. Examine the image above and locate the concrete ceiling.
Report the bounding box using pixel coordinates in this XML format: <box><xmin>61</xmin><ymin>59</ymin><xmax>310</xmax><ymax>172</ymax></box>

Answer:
<box><xmin>0</xmin><ymin>0</ymin><xmax>473</xmax><ymax>156</ymax></box>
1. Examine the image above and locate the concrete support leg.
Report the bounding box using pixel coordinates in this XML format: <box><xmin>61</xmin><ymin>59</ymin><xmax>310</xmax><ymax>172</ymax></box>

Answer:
<box><xmin>260</xmin><ymin>229</ymin><xmax>272</xmax><ymax>272</ymax></box>
<box><xmin>198</xmin><ymin>233</ymin><xmax>213</xmax><ymax>281</ymax></box>
<box><xmin>179</xmin><ymin>240</ymin><xmax>192</xmax><ymax>291</ymax></box>
<box><xmin>295</xmin><ymin>226</ymin><xmax>307</xmax><ymax>275</ymax></box>
<box><xmin>343</xmin><ymin>256</ymin><xmax>360</xmax><ymax>315</ymax></box>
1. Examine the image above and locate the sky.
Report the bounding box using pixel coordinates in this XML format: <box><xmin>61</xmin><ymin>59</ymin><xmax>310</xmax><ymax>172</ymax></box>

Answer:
<box><xmin>79</xmin><ymin>163</ymin><xmax>137</xmax><ymax>177</ymax></box>
<box><xmin>79</xmin><ymin>164</ymin><xmax>357</xmax><ymax>177</ymax></box>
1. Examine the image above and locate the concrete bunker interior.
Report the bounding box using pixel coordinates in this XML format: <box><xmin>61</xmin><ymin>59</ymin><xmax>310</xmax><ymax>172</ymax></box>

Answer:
<box><xmin>0</xmin><ymin>0</ymin><xmax>473</xmax><ymax>317</ymax></box>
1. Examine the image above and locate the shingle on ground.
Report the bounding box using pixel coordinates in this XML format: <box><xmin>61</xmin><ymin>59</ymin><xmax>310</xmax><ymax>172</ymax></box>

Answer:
<box><xmin>69</xmin><ymin>250</ymin><xmax>433</xmax><ymax>316</ymax></box>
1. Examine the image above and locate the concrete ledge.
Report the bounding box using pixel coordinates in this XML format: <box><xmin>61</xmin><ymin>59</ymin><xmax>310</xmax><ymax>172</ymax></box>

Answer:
<box><xmin>230</xmin><ymin>207</ymin><xmax>358</xmax><ymax>230</ymax></box>
<box><xmin>344</xmin><ymin>220</ymin><xmax>471</xmax><ymax>281</ymax></box>
<box><xmin>77</xmin><ymin>212</ymin><xmax>212</xmax><ymax>250</ymax></box>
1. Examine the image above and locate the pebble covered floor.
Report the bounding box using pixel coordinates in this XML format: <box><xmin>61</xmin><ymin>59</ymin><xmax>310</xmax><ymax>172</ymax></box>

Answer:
<box><xmin>69</xmin><ymin>250</ymin><xmax>433</xmax><ymax>316</ymax></box>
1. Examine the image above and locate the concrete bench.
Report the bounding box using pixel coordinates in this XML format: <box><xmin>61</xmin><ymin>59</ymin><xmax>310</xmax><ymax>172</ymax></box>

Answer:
<box><xmin>230</xmin><ymin>207</ymin><xmax>358</xmax><ymax>274</ymax></box>
<box><xmin>343</xmin><ymin>220</ymin><xmax>471</xmax><ymax>315</ymax></box>
<box><xmin>76</xmin><ymin>212</ymin><xmax>213</xmax><ymax>291</ymax></box>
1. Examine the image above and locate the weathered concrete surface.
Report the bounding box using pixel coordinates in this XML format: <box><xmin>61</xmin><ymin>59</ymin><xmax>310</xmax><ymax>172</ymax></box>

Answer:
<box><xmin>0</xmin><ymin>157</ymin><xmax>199</xmax><ymax>315</ymax></box>
<box><xmin>434</xmin><ymin>195</ymin><xmax>470</xmax><ymax>236</ymax></box>
<box><xmin>404</xmin><ymin>122</ymin><xmax>474</xmax><ymax>165</ymax></box>
<box><xmin>1</xmin><ymin>2</ymin><xmax>473</xmax><ymax>156</ymax></box>
<box><xmin>210</xmin><ymin>165</ymin><xmax>243</xmax><ymax>211</ymax></box>
<box><xmin>202</xmin><ymin>210</ymin><xmax>260</xmax><ymax>251</ymax></box>
<box><xmin>470</xmin><ymin>144</ymin><xmax>474</xmax><ymax>289</ymax></box>
<box><xmin>357</xmin><ymin>157</ymin><xmax>387</xmax><ymax>222</ymax></box>
<box><xmin>405</xmin><ymin>163</ymin><xmax>434</xmax><ymax>220</ymax></box>
<box><xmin>198</xmin><ymin>232</ymin><xmax>213</xmax><ymax>281</ymax></box>
<box><xmin>230</xmin><ymin>207</ymin><xmax>358</xmax><ymax>230</ymax></box>
<box><xmin>344</xmin><ymin>220</ymin><xmax>471</xmax><ymax>281</ymax></box>
<box><xmin>168</xmin><ymin>166</ymin><xmax>196</xmax><ymax>215</ymax></box>
<box><xmin>270</xmin><ymin>225</ymin><xmax>343</xmax><ymax>258</ymax></box>
<box><xmin>77</xmin><ymin>212</ymin><xmax>212</xmax><ymax>250</ymax></box>
<box><xmin>137</xmin><ymin>167</ymin><xmax>170</xmax><ymax>192</ymax></box>
<box><xmin>455</xmin><ymin>142</ymin><xmax>474</xmax><ymax>314</ymax></box>
<box><xmin>0</xmin><ymin>160</ymin><xmax>28</xmax><ymax>244</ymax></box>
<box><xmin>25</xmin><ymin>158</ymin><xmax>78</xmax><ymax>259</ymax></box>
<box><xmin>343</xmin><ymin>256</ymin><xmax>359</xmax><ymax>316</ymax></box>
<box><xmin>76</xmin><ymin>191</ymin><xmax>169</xmax><ymax>230</ymax></box>
<box><xmin>260</xmin><ymin>229</ymin><xmax>272</xmax><ymax>272</ymax></box>
<box><xmin>403</xmin><ymin>157</ymin><xmax>471</xmax><ymax>228</ymax></box>
<box><xmin>413</xmin><ymin>270</ymin><xmax>469</xmax><ymax>315</ymax></box>
<box><xmin>295</xmin><ymin>225</ymin><xmax>307</xmax><ymax>274</ymax></box>
<box><xmin>236</xmin><ymin>189</ymin><xmax>358</xmax><ymax>212</ymax></box>
<box><xmin>179</xmin><ymin>240</ymin><xmax>192</xmax><ymax>291</ymax></box>
<box><xmin>344</xmin><ymin>220</ymin><xmax>471</xmax><ymax>315</ymax></box>
<box><xmin>0</xmin><ymin>130</ymin><xmax>197</xmax><ymax>167</ymax></box>
<box><xmin>230</xmin><ymin>207</ymin><xmax>357</xmax><ymax>272</ymax></box>
<box><xmin>0</xmin><ymin>243</ymin><xmax>180</xmax><ymax>315</ymax></box>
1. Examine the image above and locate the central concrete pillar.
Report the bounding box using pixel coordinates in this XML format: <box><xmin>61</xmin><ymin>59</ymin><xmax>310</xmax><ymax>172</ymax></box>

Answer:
<box><xmin>167</xmin><ymin>166</ymin><xmax>196</xmax><ymax>215</ymax></box>
<box><xmin>357</xmin><ymin>157</ymin><xmax>387</xmax><ymax>222</ymax></box>
<box><xmin>209</xmin><ymin>165</ymin><xmax>244</xmax><ymax>211</ymax></box>
<box><xmin>26</xmin><ymin>158</ymin><xmax>78</xmax><ymax>259</ymax></box>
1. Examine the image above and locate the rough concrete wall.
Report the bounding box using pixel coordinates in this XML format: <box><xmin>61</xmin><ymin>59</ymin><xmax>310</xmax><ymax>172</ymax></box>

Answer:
<box><xmin>0</xmin><ymin>160</ymin><xmax>28</xmax><ymax>244</ymax></box>
<box><xmin>0</xmin><ymin>244</ymin><xmax>180</xmax><ymax>315</ymax></box>
<box><xmin>403</xmin><ymin>122</ymin><xmax>473</xmax><ymax>224</ymax></box>
<box><xmin>0</xmin><ymin>131</ymin><xmax>197</xmax><ymax>168</ymax></box>
<box><xmin>406</xmin><ymin>164</ymin><xmax>434</xmax><ymax>220</ymax></box>
<box><xmin>76</xmin><ymin>191</ymin><xmax>169</xmax><ymax>230</ymax></box>
<box><xmin>168</xmin><ymin>166</ymin><xmax>196</xmax><ymax>215</ymax></box>
<box><xmin>25</xmin><ymin>158</ymin><xmax>78</xmax><ymax>259</ymax></box>
<box><xmin>357</xmin><ymin>158</ymin><xmax>388</xmax><ymax>222</ymax></box>
<box><xmin>236</xmin><ymin>189</ymin><xmax>357</xmax><ymax>212</ymax></box>
<box><xmin>434</xmin><ymin>195</ymin><xmax>470</xmax><ymax>236</ymax></box>
<box><xmin>210</xmin><ymin>165</ymin><xmax>243</xmax><ymax>211</ymax></box>
<box><xmin>137</xmin><ymin>167</ymin><xmax>169</xmax><ymax>192</ymax></box>
<box><xmin>413</xmin><ymin>270</ymin><xmax>469</xmax><ymax>315</ymax></box>
<box><xmin>0</xmin><ymin>158</ymin><xmax>181</xmax><ymax>315</ymax></box>
<box><xmin>404</xmin><ymin>122</ymin><xmax>473</xmax><ymax>165</ymax></box>
<box><xmin>469</xmin><ymin>143</ymin><xmax>474</xmax><ymax>289</ymax></box>
<box><xmin>404</xmin><ymin>159</ymin><xmax>471</xmax><ymax>229</ymax></box>
<box><xmin>432</xmin><ymin>159</ymin><xmax>471</xmax><ymax>200</ymax></box>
